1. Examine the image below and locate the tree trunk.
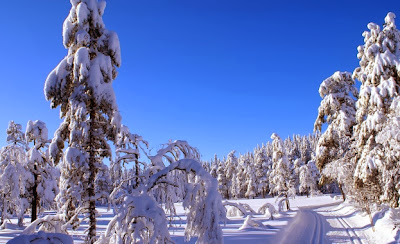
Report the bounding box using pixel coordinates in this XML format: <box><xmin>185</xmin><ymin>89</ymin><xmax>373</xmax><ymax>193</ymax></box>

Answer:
<box><xmin>338</xmin><ymin>183</ymin><xmax>346</xmax><ymax>201</ymax></box>
<box><xmin>0</xmin><ymin>196</ymin><xmax>5</xmax><ymax>227</ymax></box>
<box><xmin>87</xmin><ymin>103</ymin><xmax>97</xmax><ymax>244</ymax></box>
<box><xmin>366</xmin><ymin>207</ymin><xmax>375</xmax><ymax>232</ymax></box>
<box><xmin>134</xmin><ymin>160</ymin><xmax>139</xmax><ymax>189</ymax></box>
<box><xmin>285</xmin><ymin>193</ymin><xmax>290</xmax><ymax>211</ymax></box>
<box><xmin>31</xmin><ymin>166</ymin><xmax>38</xmax><ymax>223</ymax></box>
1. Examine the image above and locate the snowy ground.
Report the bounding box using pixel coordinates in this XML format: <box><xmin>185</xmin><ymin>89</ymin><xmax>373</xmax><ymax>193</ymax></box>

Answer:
<box><xmin>0</xmin><ymin>195</ymin><xmax>398</xmax><ymax>243</ymax></box>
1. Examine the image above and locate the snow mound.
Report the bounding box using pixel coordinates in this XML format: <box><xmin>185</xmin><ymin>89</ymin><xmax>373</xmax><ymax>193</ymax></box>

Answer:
<box><xmin>227</xmin><ymin>206</ymin><xmax>245</xmax><ymax>217</ymax></box>
<box><xmin>7</xmin><ymin>231</ymin><xmax>73</xmax><ymax>244</ymax></box>
<box><xmin>372</xmin><ymin>208</ymin><xmax>400</xmax><ymax>243</ymax></box>
<box><xmin>239</xmin><ymin>215</ymin><xmax>270</xmax><ymax>230</ymax></box>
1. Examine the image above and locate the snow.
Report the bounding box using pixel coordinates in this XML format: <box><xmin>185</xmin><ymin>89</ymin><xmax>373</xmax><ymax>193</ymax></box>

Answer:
<box><xmin>1</xmin><ymin>195</ymin><xmax>398</xmax><ymax>243</ymax></box>
<box><xmin>7</xmin><ymin>231</ymin><xmax>73</xmax><ymax>244</ymax></box>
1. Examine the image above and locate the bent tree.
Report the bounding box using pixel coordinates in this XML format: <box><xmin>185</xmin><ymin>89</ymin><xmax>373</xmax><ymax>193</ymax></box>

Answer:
<box><xmin>99</xmin><ymin>141</ymin><xmax>226</xmax><ymax>244</ymax></box>
<box><xmin>44</xmin><ymin>0</ymin><xmax>121</xmax><ymax>242</ymax></box>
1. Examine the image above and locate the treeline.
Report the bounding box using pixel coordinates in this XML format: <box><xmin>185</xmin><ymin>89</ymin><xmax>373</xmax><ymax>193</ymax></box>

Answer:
<box><xmin>202</xmin><ymin>133</ymin><xmax>339</xmax><ymax>200</ymax></box>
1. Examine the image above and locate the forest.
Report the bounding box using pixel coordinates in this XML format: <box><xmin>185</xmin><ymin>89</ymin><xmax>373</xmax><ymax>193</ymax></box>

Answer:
<box><xmin>1</xmin><ymin>0</ymin><xmax>400</xmax><ymax>243</ymax></box>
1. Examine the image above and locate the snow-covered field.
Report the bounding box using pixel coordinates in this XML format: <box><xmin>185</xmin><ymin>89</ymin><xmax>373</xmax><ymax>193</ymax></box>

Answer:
<box><xmin>0</xmin><ymin>194</ymin><xmax>398</xmax><ymax>243</ymax></box>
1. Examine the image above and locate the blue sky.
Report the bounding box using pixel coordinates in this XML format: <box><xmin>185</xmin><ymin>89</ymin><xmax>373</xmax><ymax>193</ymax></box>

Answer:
<box><xmin>0</xmin><ymin>0</ymin><xmax>398</xmax><ymax>161</ymax></box>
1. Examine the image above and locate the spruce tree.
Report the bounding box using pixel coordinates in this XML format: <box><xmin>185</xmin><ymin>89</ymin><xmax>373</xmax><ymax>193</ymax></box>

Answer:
<box><xmin>314</xmin><ymin>71</ymin><xmax>358</xmax><ymax>199</ymax></box>
<box><xmin>269</xmin><ymin>133</ymin><xmax>293</xmax><ymax>209</ymax></box>
<box><xmin>352</xmin><ymin>12</ymin><xmax>400</xmax><ymax>207</ymax></box>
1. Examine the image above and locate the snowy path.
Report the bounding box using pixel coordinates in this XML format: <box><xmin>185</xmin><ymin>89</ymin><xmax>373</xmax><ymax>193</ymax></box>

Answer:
<box><xmin>273</xmin><ymin>209</ymin><xmax>328</xmax><ymax>244</ymax></box>
<box><xmin>319</xmin><ymin>203</ymin><xmax>368</xmax><ymax>244</ymax></box>
<box><xmin>272</xmin><ymin>201</ymin><xmax>370</xmax><ymax>244</ymax></box>
<box><xmin>335</xmin><ymin>215</ymin><xmax>363</xmax><ymax>244</ymax></box>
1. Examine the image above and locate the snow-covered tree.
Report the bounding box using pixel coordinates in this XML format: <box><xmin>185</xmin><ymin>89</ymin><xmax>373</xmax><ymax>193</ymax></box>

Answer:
<box><xmin>352</xmin><ymin>12</ymin><xmax>400</xmax><ymax>207</ymax></box>
<box><xmin>101</xmin><ymin>142</ymin><xmax>225</xmax><ymax>244</ymax></box>
<box><xmin>44</xmin><ymin>0</ymin><xmax>122</xmax><ymax>241</ymax></box>
<box><xmin>254</xmin><ymin>145</ymin><xmax>271</xmax><ymax>198</ymax></box>
<box><xmin>314</xmin><ymin>72</ymin><xmax>358</xmax><ymax>195</ymax></box>
<box><xmin>300</xmin><ymin>135</ymin><xmax>313</xmax><ymax>165</ymax></box>
<box><xmin>0</xmin><ymin>121</ymin><xmax>29</xmax><ymax>227</ymax></box>
<box><xmin>224</xmin><ymin>151</ymin><xmax>237</xmax><ymax>199</ymax></box>
<box><xmin>216</xmin><ymin>160</ymin><xmax>228</xmax><ymax>199</ymax></box>
<box><xmin>210</xmin><ymin>154</ymin><xmax>219</xmax><ymax>179</ymax></box>
<box><xmin>286</xmin><ymin>135</ymin><xmax>301</xmax><ymax>163</ymax></box>
<box><xmin>245</xmin><ymin>177</ymin><xmax>256</xmax><ymax>199</ymax></box>
<box><xmin>292</xmin><ymin>158</ymin><xmax>304</xmax><ymax>194</ymax></box>
<box><xmin>114</xmin><ymin>125</ymin><xmax>148</xmax><ymax>191</ymax></box>
<box><xmin>25</xmin><ymin>120</ymin><xmax>59</xmax><ymax>222</ymax></box>
<box><xmin>269</xmin><ymin>133</ymin><xmax>294</xmax><ymax>209</ymax></box>
<box><xmin>299</xmin><ymin>162</ymin><xmax>319</xmax><ymax>197</ymax></box>
<box><xmin>243</xmin><ymin>153</ymin><xmax>255</xmax><ymax>199</ymax></box>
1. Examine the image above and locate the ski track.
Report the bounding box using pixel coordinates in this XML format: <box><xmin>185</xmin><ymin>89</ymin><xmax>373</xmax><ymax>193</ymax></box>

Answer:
<box><xmin>311</xmin><ymin>210</ymin><xmax>324</xmax><ymax>244</ymax></box>
<box><xmin>335</xmin><ymin>215</ymin><xmax>363</xmax><ymax>244</ymax></box>
<box><xmin>275</xmin><ymin>209</ymin><xmax>327</xmax><ymax>244</ymax></box>
<box><xmin>276</xmin><ymin>201</ymin><xmax>369</xmax><ymax>244</ymax></box>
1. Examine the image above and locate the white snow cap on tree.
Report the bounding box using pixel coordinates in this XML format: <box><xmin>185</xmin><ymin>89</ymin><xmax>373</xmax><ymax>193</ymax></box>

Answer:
<box><xmin>6</xmin><ymin>121</ymin><xmax>26</xmax><ymax>147</ymax></box>
<box><xmin>314</xmin><ymin>71</ymin><xmax>358</xmax><ymax>183</ymax></box>
<box><xmin>45</xmin><ymin>0</ymin><xmax>122</xmax><ymax>134</ymax></box>
<box><xmin>315</xmin><ymin>71</ymin><xmax>358</xmax><ymax>137</ymax></box>
<box><xmin>26</xmin><ymin>120</ymin><xmax>48</xmax><ymax>146</ymax></box>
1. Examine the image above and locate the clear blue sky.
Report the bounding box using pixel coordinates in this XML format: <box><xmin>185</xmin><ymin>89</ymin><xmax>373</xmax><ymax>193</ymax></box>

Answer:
<box><xmin>0</xmin><ymin>0</ymin><xmax>398</xmax><ymax>161</ymax></box>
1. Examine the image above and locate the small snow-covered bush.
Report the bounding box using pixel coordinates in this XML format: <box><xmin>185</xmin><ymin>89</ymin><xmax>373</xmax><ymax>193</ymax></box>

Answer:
<box><xmin>277</xmin><ymin>198</ymin><xmax>290</xmax><ymax>212</ymax></box>
<box><xmin>97</xmin><ymin>194</ymin><xmax>173</xmax><ymax>244</ymax></box>
<box><xmin>223</xmin><ymin>201</ymin><xmax>249</xmax><ymax>217</ymax></box>
<box><xmin>226</xmin><ymin>206</ymin><xmax>245</xmax><ymax>217</ymax></box>
<box><xmin>239</xmin><ymin>215</ymin><xmax>265</xmax><ymax>230</ymax></box>
<box><xmin>258</xmin><ymin>203</ymin><xmax>277</xmax><ymax>220</ymax></box>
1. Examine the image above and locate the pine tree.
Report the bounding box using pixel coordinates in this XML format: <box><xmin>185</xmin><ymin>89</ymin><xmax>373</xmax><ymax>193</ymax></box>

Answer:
<box><xmin>299</xmin><ymin>161</ymin><xmax>319</xmax><ymax>197</ymax></box>
<box><xmin>352</xmin><ymin>12</ymin><xmax>400</xmax><ymax>207</ymax></box>
<box><xmin>114</xmin><ymin>125</ymin><xmax>147</xmax><ymax>191</ymax></box>
<box><xmin>314</xmin><ymin>71</ymin><xmax>358</xmax><ymax>199</ymax></box>
<box><xmin>44</xmin><ymin>0</ymin><xmax>122</xmax><ymax>241</ymax></box>
<box><xmin>210</xmin><ymin>154</ymin><xmax>219</xmax><ymax>179</ymax></box>
<box><xmin>0</xmin><ymin>121</ymin><xmax>29</xmax><ymax>227</ymax></box>
<box><xmin>269</xmin><ymin>133</ymin><xmax>293</xmax><ymax>209</ymax></box>
<box><xmin>292</xmin><ymin>158</ymin><xmax>304</xmax><ymax>194</ymax></box>
<box><xmin>254</xmin><ymin>145</ymin><xmax>270</xmax><ymax>198</ymax></box>
<box><xmin>224</xmin><ymin>151</ymin><xmax>237</xmax><ymax>199</ymax></box>
<box><xmin>216</xmin><ymin>160</ymin><xmax>228</xmax><ymax>199</ymax></box>
<box><xmin>25</xmin><ymin>120</ymin><xmax>59</xmax><ymax>222</ymax></box>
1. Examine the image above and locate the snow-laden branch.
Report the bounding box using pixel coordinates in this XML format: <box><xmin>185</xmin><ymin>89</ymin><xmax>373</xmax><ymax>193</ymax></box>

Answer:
<box><xmin>144</xmin><ymin>159</ymin><xmax>225</xmax><ymax>243</ymax></box>
<box><xmin>148</xmin><ymin>141</ymin><xmax>200</xmax><ymax>167</ymax></box>
<box><xmin>97</xmin><ymin>194</ymin><xmax>173</xmax><ymax>244</ymax></box>
<box><xmin>102</xmin><ymin>158</ymin><xmax>226</xmax><ymax>244</ymax></box>
<box><xmin>22</xmin><ymin>214</ymin><xmax>68</xmax><ymax>235</ymax></box>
